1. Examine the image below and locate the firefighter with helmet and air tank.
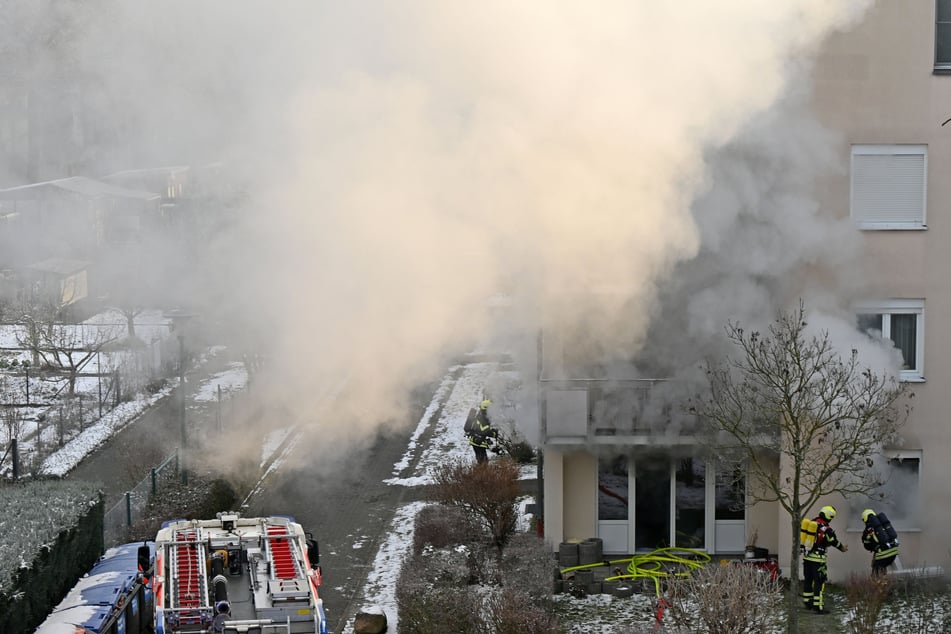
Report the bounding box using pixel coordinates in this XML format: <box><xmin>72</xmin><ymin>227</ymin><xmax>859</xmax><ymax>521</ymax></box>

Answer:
<box><xmin>801</xmin><ymin>505</ymin><xmax>848</xmax><ymax>615</ymax></box>
<box><xmin>861</xmin><ymin>508</ymin><xmax>900</xmax><ymax>575</ymax></box>
<box><xmin>467</xmin><ymin>399</ymin><xmax>499</xmax><ymax>464</ymax></box>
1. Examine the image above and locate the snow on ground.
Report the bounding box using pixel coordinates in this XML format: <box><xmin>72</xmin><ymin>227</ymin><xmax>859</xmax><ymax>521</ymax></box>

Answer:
<box><xmin>38</xmin><ymin>350</ymin><xmax>248</xmax><ymax>477</ymax></box>
<box><xmin>345</xmin><ymin>359</ymin><xmax>534</xmax><ymax>633</ymax></box>
<box><xmin>40</xmin><ymin>386</ymin><xmax>174</xmax><ymax>476</ymax></box>
<box><xmin>260</xmin><ymin>427</ymin><xmax>293</xmax><ymax>468</ymax></box>
<box><xmin>193</xmin><ymin>362</ymin><xmax>248</xmax><ymax>402</ymax></box>
<box><xmin>347</xmin><ymin>500</ymin><xmax>428</xmax><ymax>634</ymax></box>
<box><xmin>384</xmin><ymin>361</ymin><xmax>496</xmax><ymax>487</ymax></box>
<box><xmin>0</xmin><ymin>310</ymin><xmax>180</xmax><ymax>478</ymax></box>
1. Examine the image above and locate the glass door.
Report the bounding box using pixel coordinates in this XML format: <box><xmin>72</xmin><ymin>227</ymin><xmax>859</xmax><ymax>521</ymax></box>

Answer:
<box><xmin>674</xmin><ymin>458</ymin><xmax>706</xmax><ymax>549</ymax></box>
<box><xmin>598</xmin><ymin>455</ymin><xmax>630</xmax><ymax>554</ymax></box>
<box><xmin>634</xmin><ymin>455</ymin><xmax>670</xmax><ymax>550</ymax></box>
<box><xmin>713</xmin><ymin>464</ymin><xmax>746</xmax><ymax>553</ymax></box>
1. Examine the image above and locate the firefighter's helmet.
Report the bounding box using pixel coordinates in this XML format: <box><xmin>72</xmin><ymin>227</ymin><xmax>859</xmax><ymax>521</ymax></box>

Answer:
<box><xmin>819</xmin><ymin>505</ymin><xmax>837</xmax><ymax>521</ymax></box>
<box><xmin>481</xmin><ymin>399</ymin><xmax>492</xmax><ymax>410</ymax></box>
<box><xmin>862</xmin><ymin>509</ymin><xmax>876</xmax><ymax>523</ymax></box>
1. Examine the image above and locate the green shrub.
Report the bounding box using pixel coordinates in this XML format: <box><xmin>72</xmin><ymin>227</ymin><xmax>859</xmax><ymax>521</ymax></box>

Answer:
<box><xmin>0</xmin><ymin>481</ymin><xmax>103</xmax><ymax>634</ymax></box>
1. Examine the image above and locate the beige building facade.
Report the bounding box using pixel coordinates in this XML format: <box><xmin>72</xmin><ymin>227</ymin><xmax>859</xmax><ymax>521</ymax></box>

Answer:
<box><xmin>539</xmin><ymin>1</ymin><xmax>951</xmax><ymax>582</ymax></box>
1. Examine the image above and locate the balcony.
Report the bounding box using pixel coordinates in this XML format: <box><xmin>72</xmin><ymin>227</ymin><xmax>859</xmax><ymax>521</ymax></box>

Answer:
<box><xmin>541</xmin><ymin>378</ymin><xmax>701</xmax><ymax>446</ymax></box>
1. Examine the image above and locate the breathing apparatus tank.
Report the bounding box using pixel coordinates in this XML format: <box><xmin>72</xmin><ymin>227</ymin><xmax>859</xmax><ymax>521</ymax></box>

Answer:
<box><xmin>800</xmin><ymin>517</ymin><xmax>819</xmax><ymax>551</ymax></box>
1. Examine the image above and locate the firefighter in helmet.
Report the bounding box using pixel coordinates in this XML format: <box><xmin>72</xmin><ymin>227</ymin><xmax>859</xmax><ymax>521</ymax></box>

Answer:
<box><xmin>861</xmin><ymin>509</ymin><xmax>899</xmax><ymax>576</ymax></box>
<box><xmin>802</xmin><ymin>505</ymin><xmax>848</xmax><ymax>614</ymax></box>
<box><xmin>468</xmin><ymin>399</ymin><xmax>499</xmax><ymax>464</ymax></box>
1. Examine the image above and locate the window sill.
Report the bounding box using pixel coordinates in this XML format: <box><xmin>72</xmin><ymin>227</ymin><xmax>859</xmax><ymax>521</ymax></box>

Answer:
<box><xmin>846</xmin><ymin>526</ymin><xmax>921</xmax><ymax>533</ymax></box>
<box><xmin>934</xmin><ymin>67</ymin><xmax>951</xmax><ymax>75</ymax></box>
<box><xmin>857</xmin><ymin>224</ymin><xmax>927</xmax><ymax>231</ymax></box>
<box><xmin>900</xmin><ymin>375</ymin><xmax>925</xmax><ymax>383</ymax></box>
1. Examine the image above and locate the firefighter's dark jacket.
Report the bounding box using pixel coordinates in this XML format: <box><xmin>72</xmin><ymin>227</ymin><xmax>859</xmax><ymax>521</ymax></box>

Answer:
<box><xmin>803</xmin><ymin>516</ymin><xmax>846</xmax><ymax>563</ymax></box>
<box><xmin>862</xmin><ymin>523</ymin><xmax>899</xmax><ymax>561</ymax></box>
<box><xmin>468</xmin><ymin>411</ymin><xmax>498</xmax><ymax>448</ymax></box>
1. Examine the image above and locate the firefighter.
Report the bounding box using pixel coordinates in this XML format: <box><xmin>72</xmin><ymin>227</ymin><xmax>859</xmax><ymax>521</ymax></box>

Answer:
<box><xmin>468</xmin><ymin>399</ymin><xmax>498</xmax><ymax>464</ymax></box>
<box><xmin>802</xmin><ymin>505</ymin><xmax>848</xmax><ymax>614</ymax></box>
<box><xmin>861</xmin><ymin>509</ymin><xmax>899</xmax><ymax>576</ymax></box>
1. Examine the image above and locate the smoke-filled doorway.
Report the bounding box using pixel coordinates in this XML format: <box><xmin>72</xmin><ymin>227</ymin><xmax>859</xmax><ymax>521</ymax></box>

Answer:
<box><xmin>634</xmin><ymin>455</ymin><xmax>672</xmax><ymax>550</ymax></box>
<box><xmin>598</xmin><ymin>454</ymin><xmax>715</xmax><ymax>553</ymax></box>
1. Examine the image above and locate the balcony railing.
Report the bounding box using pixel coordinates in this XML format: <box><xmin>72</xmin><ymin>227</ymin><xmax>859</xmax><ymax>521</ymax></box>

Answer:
<box><xmin>540</xmin><ymin>378</ymin><xmax>701</xmax><ymax>445</ymax></box>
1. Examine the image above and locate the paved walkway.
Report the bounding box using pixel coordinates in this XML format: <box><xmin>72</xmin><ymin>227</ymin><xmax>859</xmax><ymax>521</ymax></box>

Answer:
<box><xmin>242</xmin><ymin>377</ymin><xmax>443</xmax><ymax>633</ymax></box>
<box><xmin>66</xmin><ymin>346</ymin><xmax>251</xmax><ymax>506</ymax></box>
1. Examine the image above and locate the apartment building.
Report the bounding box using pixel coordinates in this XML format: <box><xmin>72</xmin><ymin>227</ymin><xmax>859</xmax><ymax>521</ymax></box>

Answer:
<box><xmin>538</xmin><ymin>1</ymin><xmax>951</xmax><ymax>581</ymax></box>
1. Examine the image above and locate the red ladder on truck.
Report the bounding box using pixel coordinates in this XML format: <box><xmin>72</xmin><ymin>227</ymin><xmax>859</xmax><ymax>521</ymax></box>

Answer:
<box><xmin>266</xmin><ymin>525</ymin><xmax>301</xmax><ymax>579</ymax></box>
<box><xmin>171</xmin><ymin>529</ymin><xmax>208</xmax><ymax>616</ymax></box>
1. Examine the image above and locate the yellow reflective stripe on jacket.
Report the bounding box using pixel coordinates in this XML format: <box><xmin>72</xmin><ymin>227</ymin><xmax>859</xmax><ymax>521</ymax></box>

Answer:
<box><xmin>874</xmin><ymin>546</ymin><xmax>899</xmax><ymax>560</ymax></box>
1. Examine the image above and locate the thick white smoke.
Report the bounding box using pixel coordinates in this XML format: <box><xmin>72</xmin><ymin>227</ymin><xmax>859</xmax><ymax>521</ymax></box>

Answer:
<box><xmin>3</xmin><ymin>1</ymin><xmax>887</xmax><ymax>451</ymax></box>
<box><xmin>238</xmin><ymin>1</ymin><xmax>877</xmax><ymax>433</ymax></box>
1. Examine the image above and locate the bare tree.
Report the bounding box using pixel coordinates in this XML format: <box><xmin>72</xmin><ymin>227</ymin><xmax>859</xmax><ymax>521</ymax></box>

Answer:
<box><xmin>689</xmin><ymin>302</ymin><xmax>909</xmax><ymax>634</ymax></box>
<box><xmin>18</xmin><ymin>320</ymin><xmax>119</xmax><ymax>396</ymax></box>
<box><xmin>429</xmin><ymin>457</ymin><xmax>521</xmax><ymax>556</ymax></box>
<box><xmin>100</xmin><ymin>243</ymin><xmax>166</xmax><ymax>339</ymax></box>
<box><xmin>13</xmin><ymin>296</ymin><xmax>62</xmax><ymax>367</ymax></box>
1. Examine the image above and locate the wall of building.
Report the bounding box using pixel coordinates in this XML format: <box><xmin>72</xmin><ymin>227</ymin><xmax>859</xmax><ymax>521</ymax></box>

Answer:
<box><xmin>809</xmin><ymin>0</ymin><xmax>951</xmax><ymax>578</ymax></box>
<box><xmin>540</xmin><ymin>0</ymin><xmax>951</xmax><ymax>581</ymax></box>
<box><xmin>563</xmin><ymin>450</ymin><xmax>598</xmax><ymax>543</ymax></box>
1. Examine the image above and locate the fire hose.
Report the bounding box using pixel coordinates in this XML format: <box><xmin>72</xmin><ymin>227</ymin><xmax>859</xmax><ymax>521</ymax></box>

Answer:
<box><xmin>560</xmin><ymin>547</ymin><xmax>711</xmax><ymax>625</ymax></box>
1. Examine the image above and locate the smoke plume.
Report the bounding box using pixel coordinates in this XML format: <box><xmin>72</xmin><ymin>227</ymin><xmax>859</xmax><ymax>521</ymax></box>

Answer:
<box><xmin>2</xmin><ymin>1</ymin><xmax>893</xmax><ymax>453</ymax></box>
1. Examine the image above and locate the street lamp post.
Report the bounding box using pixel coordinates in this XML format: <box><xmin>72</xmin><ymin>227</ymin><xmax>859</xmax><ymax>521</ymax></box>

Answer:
<box><xmin>178</xmin><ymin>333</ymin><xmax>187</xmax><ymax>485</ymax></box>
<box><xmin>166</xmin><ymin>309</ymin><xmax>196</xmax><ymax>485</ymax></box>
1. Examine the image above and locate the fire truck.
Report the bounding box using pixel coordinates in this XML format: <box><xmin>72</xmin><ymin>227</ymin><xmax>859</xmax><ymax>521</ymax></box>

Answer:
<box><xmin>35</xmin><ymin>512</ymin><xmax>328</xmax><ymax>634</ymax></box>
<box><xmin>153</xmin><ymin>512</ymin><xmax>328</xmax><ymax>634</ymax></box>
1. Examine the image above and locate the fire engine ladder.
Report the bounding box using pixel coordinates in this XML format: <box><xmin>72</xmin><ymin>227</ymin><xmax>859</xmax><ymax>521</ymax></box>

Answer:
<box><xmin>265</xmin><ymin>525</ymin><xmax>303</xmax><ymax>580</ymax></box>
<box><xmin>170</xmin><ymin>529</ymin><xmax>209</xmax><ymax>613</ymax></box>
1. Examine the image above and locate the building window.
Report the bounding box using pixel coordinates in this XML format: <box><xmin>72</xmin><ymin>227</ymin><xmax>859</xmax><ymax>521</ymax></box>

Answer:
<box><xmin>938</xmin><ymin>1</ymin><xmax>951</xmax><ymax>69</ymax></box>
<box><xmin>850</xmin><ymin>450</ymin><xmax>921</xmax><ymax>529</ymax></box>
<box><xmin>855</xmin><ymin>299</ymin><xmax>925</xmax><ymax>381</ymax></box>
<box><xmin>598</xmin><ymin>456</ymin><xmax>629</xmax><ymax>521</ymax></box>
<box><xmin>850</xmin><ymin>145</ymin><xmax>926</xmax><ymax>229</ymax></box>
<box><xmin>715</xmin><ymin>466</ymin><xmax>745</xmax><ymax>521</ymax></box>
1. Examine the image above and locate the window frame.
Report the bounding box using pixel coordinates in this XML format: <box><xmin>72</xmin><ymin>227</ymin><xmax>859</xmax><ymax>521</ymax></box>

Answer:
<box><xmin>848</xmin><ymin>449</ymin><xmax>922</xmax><ymax>530</ymax></box>
<box><xmin>850</xmin><ymin>144</ymin><xmax>927</xmax><ymax>230</ymax></box>
<box><xmin>937</xmin><ymin>0</ymin><xmax>951</xmax><ymax>71</ymax></box>
<box><xmin>854</xmin><ymin>299</ymin><xmax>925</xmax><ymax>382</ymax></box>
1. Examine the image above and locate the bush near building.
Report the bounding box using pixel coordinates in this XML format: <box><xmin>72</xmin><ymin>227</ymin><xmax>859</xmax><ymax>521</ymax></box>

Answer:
<box><xmin>398</xmin><ymin>458</ymin><xmax>558</xmax><ymax>633</ymax></box>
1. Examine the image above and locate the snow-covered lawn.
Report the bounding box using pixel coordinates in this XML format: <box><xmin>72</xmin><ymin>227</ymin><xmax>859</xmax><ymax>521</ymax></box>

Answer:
<box><xmin>0</xmin><ymin>309</ymin><xmax>176</xmax><ymax>478</ymax></box>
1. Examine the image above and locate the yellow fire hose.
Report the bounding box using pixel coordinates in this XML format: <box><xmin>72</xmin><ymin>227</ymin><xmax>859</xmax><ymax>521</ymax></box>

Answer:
<box><xmin>560</xmin><ymin>547</ymin><xmax>711</xmax><ymax>599</ymax></box>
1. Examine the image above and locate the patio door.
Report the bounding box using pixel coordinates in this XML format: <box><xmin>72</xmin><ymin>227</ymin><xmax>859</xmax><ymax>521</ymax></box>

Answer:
<box><xmin>598</xmin><ymin>454</ymin><xmax>711</xmax><ymax>553</ymax></box>
<box><xmin>597</xmin><ymin>456</ymin><xmax>630</xmax><ymax>554</ymax></box>
<box><xmin>634</xmin><ymin>456</ymin><xmax>707</xmax><ymax>550</ymax></box>
<box><xmin>713</xmin><ymin>465</ymin><xmax>746</xmax><ymax>553</ymax></box>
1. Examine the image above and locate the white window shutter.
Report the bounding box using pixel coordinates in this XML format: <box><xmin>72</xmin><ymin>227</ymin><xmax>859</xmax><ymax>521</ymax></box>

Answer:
<box><xmin>852</xmin><ymin>149</ymin><xmax>925</xmax><ymax>227</ymax></box>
